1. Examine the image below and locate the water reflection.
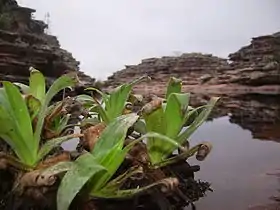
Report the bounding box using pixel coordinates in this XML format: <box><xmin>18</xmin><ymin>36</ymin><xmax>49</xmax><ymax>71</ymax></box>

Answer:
<box><xmin>191</xmin><ymin>94</ymin><xmax>280</xmax><ymax>142</ymax></box>
<box><xmin>187</xmin><ymin>116</ymin><xmax>280</xmax><ymax>210</ymax></box>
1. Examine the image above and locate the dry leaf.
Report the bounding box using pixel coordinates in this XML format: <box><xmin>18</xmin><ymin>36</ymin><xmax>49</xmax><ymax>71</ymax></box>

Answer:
<box><xmin>82</xmin><ymin>122</ymin><xmax>106</xmax><ymax>151</ymax></box>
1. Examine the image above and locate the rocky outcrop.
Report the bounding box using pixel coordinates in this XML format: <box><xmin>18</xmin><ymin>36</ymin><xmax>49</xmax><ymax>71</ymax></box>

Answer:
<box><xmin>104</xmin><ymin>32</ymin><xmax>280</xmax><ymax>95</ymax></box>
<box><xmin>105</xmin><ymin>53</ymin><xmax>230</xmax><ymax>90</ymax></box>
<box><xmin>222</xmin><ymin>32</ymin><xmax>280</xmax><ymax>86</ymax></box>
<box><xmin>0</xmin><ymin>0</ymin><xmax>95</xmax><ymax>90</ymax></box>
<box><xmin>104</xmin><ymin>31</ymin><xmax>280</xmax><ymax>142</ymax></box>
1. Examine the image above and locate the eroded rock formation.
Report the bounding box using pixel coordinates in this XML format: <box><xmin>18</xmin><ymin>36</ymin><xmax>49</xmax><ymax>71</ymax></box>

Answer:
<box><xmin>0</xmin><ymin>0</ymin><xmax>95</xmax><ymax>90</ymax></box>
<box><xmin>104</xmin><ymin>32</ymin><xmax>280</xmax><ymax>142</ymax></box>
<box><xmin>105</xmin><ymin>53</ymin><xmax>230</xmax><ymax>93</ymax></box>
<box><xmin>105</xmin><ymin>32</ymin><xmax>280</xmax><ymax>95</ymax></box>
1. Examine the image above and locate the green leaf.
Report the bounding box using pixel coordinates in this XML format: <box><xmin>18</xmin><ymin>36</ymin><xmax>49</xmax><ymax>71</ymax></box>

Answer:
<box><xmin>1</xmin><ymin>82</ymin><xmax>36</xmax><ymax>165</ymax></box>
<box><xmin>89</xmin><ymin>114</ymin><xmax>139</xmax><ymax>192</ymax></box>
<box><xmin>164</xmin><ymin>93</ymin><xmax>190</xmax><ymax>138</ymax></box>
<box><xmin>75</xmin><ymin>94</ymin><xmax>96</xmax><ymax>109</ymax></box>
<box><xmin>183</xmin><ymin>105</ymin><xmax>207</xmax><ymax>127</ymax></box>
<box><xmin>41</xmin><ymin>161</ymin><xmax>74</xmax><ymax>177</ymax></box>
<box><xmin>144</xmin><ymin>107</ymin><xmax>166</xmax><ymax>164</ymax></box>
<box><xmin>3</xmin><ymin>82</ymin><xmax>34</xmax><ymax>146</ymax></box>
<box><xmin>165</xmin><ymin>77</ymin><xmax>182</xmax><ymax>99</ymax></box>
<box><xmin>177</xmin><ymin>97</ymin><xmax>219</xmax><ymax>145</ymax></box>
<box><xmin>57</xmin><ymin>153</ymin><xmax>106</xmax><ymax>210</ymax></box>
<box><xmin>85</xmin><ymin>87</ymin><xmax>108</xmax><ymax>100</ymax></box>
<box><xmin>153</xmin><ymin>143</ymin><xmax>208</xmax><ymax>168</ymax></box>
<box><xmin>133</xmin><ymin>119</ymin><xmax>147</xmax><ymax>134</ymax></box>
<box><xmin>93</xmin><ymin>132</ymin><xmax>184</xmax><ymax>197</ymax></box>
<box><xmin>56</xmin><ymin>114</ymin><xmax>71</xmax><ymax>134</ymax></box>
<box><xmin>29</xmin><ymin>68</ymin><xmax>46</xmax><ymax>102</ymax></box>
<box><xmin>76</xmin><ymin>94</ymin><xmax>94</xmax><ymax>102</ymax></box>
<box><xmin>123</xmin><ymin>132</ymin><xmax>186</xmax><ymax>168</ymax></box>
<box><xmin>160</xmin><ymin>93</ymin><xmax>190</xmax><ymax>159</ymax></box>
<box><xmin>101</xmin><ymin>166</ymin><xmax>142</xmax><ymax>193</ymax></box>
<box><xmin>92</xmin><ymin>132</ymin><xmax>178</xmax><ymax>194</ymax></box>
<box><xmin>0</xmin><ymin>105</ymin><xmax>25</xmax><ymax>160</ymax></box>
<box><xmin>25</xmin><ymin>95</ymin><xmax>41</xmax><ymax>120</ymax></box>
<box><xmin>104</xmin><ymin>85</ymin><xmax>132</xmax><ymax>122</ymax></box>
<box><xmin>94</xmin><ymin>177</ymin><xmax>176</xmax><ymax>199</ymax></box>
<box><xmin>76</xmin><ymin>93</ymin><xmax>108</xmax><ymax>122</ymax></box>
<box><xmin>0</xmin><ymin>95</ymin><xmax>29</xmax><ymax>162</ymax></box>
<box><xmin>91</xmin><ymin>113</ymin><xmax>139</xmax><ymax>157</ymax></box>
<box><xmin>123</xmin><ymin>132</ymin><xmax>182</xmax><ymax>156</ymax></box>
<box><xmin>91</xmin><ymin>142</ymin><xmax>125</xmax><ymax>192</ymax></box>
<box><xmin>104</xmin><ymin>76</ymin><xmax>148</xmax><ymax>122</ymax></box>
<box><xmin>0</xmin><ymin>105</ymin><xmax>15</xmax><ymax>134</ymax></box>
<box><xmin>34</xmin><ymin>74</ymin><xmax>78</xmax><ymax>152</ymax></box>
<box><xmin>45</xmin><ymin>74</ymin><xmax>78</xmax><ymax>111</ymax></box>
<box><xmin>38</xmin><ymin>134</ymin><xmax>79</xmax><ymax>161</ymax></box>
<box><xmin>90</xmin><ymin>104</ymin><xmax>109</xmax><ymax>123</ymax></box>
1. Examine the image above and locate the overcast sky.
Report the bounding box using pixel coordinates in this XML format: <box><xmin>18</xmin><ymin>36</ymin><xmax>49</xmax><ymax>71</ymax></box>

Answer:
<box><xmin>19</xmin><ymin>0</ymin><xmax>280</xmax><ymax>80</ymax></box>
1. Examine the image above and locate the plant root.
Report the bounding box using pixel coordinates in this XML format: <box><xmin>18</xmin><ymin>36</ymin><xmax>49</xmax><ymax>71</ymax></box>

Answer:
<box><xmin>0</xmin><ymin>152</ymin><xmax>32</xmax><ymax>171</ymax></box>
<box><xmin>15</xmin><ymin>170</ymin><xmax>57</xmax><ymax>195</ymax></box>
<box><xmin>125</xmin><ymin>139</ymin><xmax>149</xmax><ymax>166</ymax></box>
<box><xmin>36</xmin><ymin>152</ymin><xmax>71</xmax><ymax>170</ymax></box>
<box><xmin>158</xmin><ymin>177</ymin><xmax>179</xmax><ymax>194</ymax></box>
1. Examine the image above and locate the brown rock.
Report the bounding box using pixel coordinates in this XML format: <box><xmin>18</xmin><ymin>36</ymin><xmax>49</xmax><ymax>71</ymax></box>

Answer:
<box><xmin>0</xmin><ymin>0</ymin><xmax>96</xmax><ymax>93</ymax></box>
<box><xmin>104</xmin><ymin>31</ymin><xmax>280</xmax><ymax>96</ymax></box>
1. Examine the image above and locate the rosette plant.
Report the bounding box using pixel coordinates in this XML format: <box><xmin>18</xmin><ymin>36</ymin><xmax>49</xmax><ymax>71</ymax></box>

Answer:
<box><xmin>140</xmin><ymin>77</ymin><xmax>219</xmax><ymax>167</ymax></box>
<box><xmin>44</xmin><ymin>76</ymin><xmax>219</xmax><ymax>210</ymax></box>
<box><xmin>75</xmin><ymin>75</ymin><xmax>150</xmax><ymax>124</ymax></box>
<box><xmin>0</xmin><ymin>68</ymin><xmax>79</xmax><ymax>170</ymax></box>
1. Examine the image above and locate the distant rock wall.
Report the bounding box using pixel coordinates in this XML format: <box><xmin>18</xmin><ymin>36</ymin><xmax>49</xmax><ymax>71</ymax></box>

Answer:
<box><xmin>103</xmin><ymin>32</ymin><xmax>280</xmax><ymax>142</ymax></box>
<box><xmin>0</xmin><ymin>0</ymin><xmax>95</xmax><ymax>90</ymax></box>
<box><xmin>225</xmin><ymin>32</ymin><xmax>280</xmax><ymax>86</ymax></box>
<box><xmin>104</xmin><ymin>32</ymin><xmax>280</xmax><ymax>96</ymax></box>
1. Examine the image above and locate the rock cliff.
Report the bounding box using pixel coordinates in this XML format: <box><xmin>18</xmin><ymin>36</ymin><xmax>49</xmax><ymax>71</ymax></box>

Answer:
<box><xmin>104</xmin><ymin>32</ymin><xmax>280</xmax><ymax>95</ymax></box>
<box><xmin>0</xmin><ymin>0</ymin><xmax>95</xmax><ymax>90</ymax></box>
<box><xmin>104</xmin><ymin>31</ymin><xmax>280</xmax><ymax>142</ymax></box>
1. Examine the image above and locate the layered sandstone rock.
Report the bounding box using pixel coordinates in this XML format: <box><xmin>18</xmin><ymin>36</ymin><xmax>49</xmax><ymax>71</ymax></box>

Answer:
<box><xmin>105</xmin><ymin>32</ymin><xmax>280</xmax><ymax>95</ymax></box>
<box><xmin>224</xmin><ymin>32</ymin><xmax>280</xmax><ymax>85</ymax></box>
<box><xmin>106</xmin><ymin>53</ymin><xmax>230</xmax><ymax>89</ymax></box>
<box><xmin>104</xmin><ymin>31</ymin><xmax>280</xmax><ymax>142</ymax></box>
<box><xmin>0</xmin><ymin>0</ymin><xmax>95</xmax><ymax>89</ymax></box>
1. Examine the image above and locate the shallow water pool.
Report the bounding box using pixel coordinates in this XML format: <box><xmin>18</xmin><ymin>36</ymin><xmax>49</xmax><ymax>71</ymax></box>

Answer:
<box><xmin>188</xmin><ymin>116</ymin><xmax>280</xmax><ymax>210</ymax></box>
